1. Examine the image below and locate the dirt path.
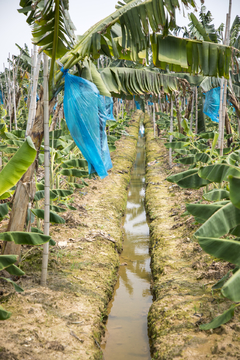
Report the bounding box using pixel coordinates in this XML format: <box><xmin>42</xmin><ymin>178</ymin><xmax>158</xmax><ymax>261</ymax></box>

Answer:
<box><xmin>144</xmin><ymin>115</ymin><xmax>240</xmax><ymax>360</ymax></box>
<box><xmin>0</xmin><ymin>113</ymin><xmax>141</xmax><ymax>360</ymax></box>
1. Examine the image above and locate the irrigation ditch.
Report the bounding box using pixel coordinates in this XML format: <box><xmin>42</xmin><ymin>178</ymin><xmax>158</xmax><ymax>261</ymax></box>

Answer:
<box><xmin>2</xmin><ymin>111</ymin><xmax>240</xmax><ymax>360</ymax></box>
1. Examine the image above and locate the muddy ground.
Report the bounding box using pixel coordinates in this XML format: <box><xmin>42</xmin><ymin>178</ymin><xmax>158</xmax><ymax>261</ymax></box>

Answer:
<box><xmin>0</xmin><ymin>113</ymin><xmax>141</xmax><ymax>360</ymax></box>
<box><xmin>144</xmin><ymin>115</ymin><xmax>240</xmax><ymax>360</ymax></box>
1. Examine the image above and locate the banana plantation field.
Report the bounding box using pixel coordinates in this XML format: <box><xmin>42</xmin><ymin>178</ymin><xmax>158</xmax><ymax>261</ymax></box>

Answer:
<box><xmin>1</xmin><ymin>0</ymin><xmax>240</xmax><ymax>359</ymax></box>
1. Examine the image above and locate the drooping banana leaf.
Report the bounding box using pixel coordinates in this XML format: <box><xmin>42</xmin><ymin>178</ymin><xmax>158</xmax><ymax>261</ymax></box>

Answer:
<box><xmin>167</xmin><ymin>168</ymin><xmax>210</xmax><ymax>189</ymax></box>
<box><xmin>229</xmin><ymin>176</ymin><xmax>240</xmax><ymax>209</ymax></box>
<box><xmin>198</xmin><ymin>163</ymin><xmax>240</xmax><ymax>183</ymax></box>
<box><xmin>222</xmin><ymin>269</ymin><xmax>240</xmax><ymax>302</ymax></box>
<box><xmin>0</xmin><ymin>231</ymin><xmax>52</xmax><ymax>245</ymax></box>
<box><xmin>195</xmin><ymin>203</ymin><xmax>240</xmax><ymax>238</ymax></box>
<box><xmin>186</xmin><ymin>201</ymin><xmax>229</xmax><ymax>223</ymax></box>
<box><xmin>203</xmin><ymin>189</ymin><xmax>230</xmax><ymax>201</ymax></box>
<box><xmin>0</xmin><ymin>255</ymin><xmax>18</xmax><ymax>271</ymax></box>
<box><xmin>58</xmin><ymin>0</ymin><xmax>197</xmax><ymax>73</ymax></box>
<box><xmin>199</xmin><ymin>305</ymin><xmax>235</xmax><ymax>330</ymax></box>
<box><xmin>31</xmin><ymin>209</ymin><xmax>65</xmax><ymax>224</ymax></box>
<box><xmin>19</xmin><ymin>0</ymin><xmax>76</xmax><ymax>94</ymax></box>
<box><xmin>0</xmin><ymin>306</ymin><xmax>12</xmax><ymax>320</ymax></box>
<box><xmin>99</xmin><ymin>67</ymin><xmax>179</xmax><ymax>97</ymax></box>
<box><xmin>0</xmin><ymin>137</ymin><xmax>36</xmax><ymax>197</ymax></box>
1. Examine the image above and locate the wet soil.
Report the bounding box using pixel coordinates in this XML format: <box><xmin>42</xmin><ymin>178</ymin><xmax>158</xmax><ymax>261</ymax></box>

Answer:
<box><xmin>144</xmin><ymin>115</ymin><xmax>240</xmax><ymax>360</ymax></box>
<box><xmin>0</xmin><ymin>113</ymin><xmax>141</xmax><ymax>360</ymax></box>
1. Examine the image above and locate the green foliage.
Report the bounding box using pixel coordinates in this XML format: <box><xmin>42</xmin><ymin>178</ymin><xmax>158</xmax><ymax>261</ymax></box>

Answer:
<box><xmin>0</xmin><ymin>137</ymin><xmax>36</xmax><ymax>197</ymax></box>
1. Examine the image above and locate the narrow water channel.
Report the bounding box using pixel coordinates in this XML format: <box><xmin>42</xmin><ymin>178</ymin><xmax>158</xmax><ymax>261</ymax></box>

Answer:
<box><xmin>101</xmin><ymin>125</ymin><xmax>152</xmax><ymax>360</ymax></box>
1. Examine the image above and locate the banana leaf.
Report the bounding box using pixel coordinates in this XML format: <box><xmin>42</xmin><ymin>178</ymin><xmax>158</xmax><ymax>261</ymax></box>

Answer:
<box><xmin>0</xmin><ymin>137</ymin><xmax>36</xmax><ymax>197</ymax></box>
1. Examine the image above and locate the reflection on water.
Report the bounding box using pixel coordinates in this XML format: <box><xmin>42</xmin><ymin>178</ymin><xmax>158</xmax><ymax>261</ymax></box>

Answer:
<box><xmin>101</xmin><ymin>126</ymin><xmax>152</xmax><ymax>360</ymax></box>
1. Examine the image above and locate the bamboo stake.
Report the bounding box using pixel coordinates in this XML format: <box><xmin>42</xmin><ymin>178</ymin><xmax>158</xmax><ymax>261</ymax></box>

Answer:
<box><xmin>169</xmin><ymin>96</ymin><xmax>173</xmax><ymax>168</ymax></box>
<box><xmin>12</xmin><ymin>56</ymin><xmax>17</xmax><ymax>130</ymax></box>
<box><xmin>190</xmin><ymin>88</ymin><xmax>194</xmax><ymax>131</ymax></box>
<box><xmin>195</xmin><ymin>86</ymin><xmax>198</xmax><ymax>134</ymax></box>
<box><xmin>3</xmin><ymin>64</ymin><xmax>8</xmax><ymax>114</ymax></box>
<box><xmin>4</xmin><ymin>62</ymin><xmax>11</xmax><ymax>131</ymax></box>
<box><xmin>41</xmin><ymin>8</ymin><xmax>50</xmax><ymax>286</ymax></box>
<box><xmin>153</xmin><ymin>102</ymin><xmax>156</xmax><ymax>138</ymax></box>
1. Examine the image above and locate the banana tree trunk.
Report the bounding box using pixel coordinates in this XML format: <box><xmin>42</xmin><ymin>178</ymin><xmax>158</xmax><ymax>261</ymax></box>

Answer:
<box><xmin>50</xmin><ymin>103</ymin><xmax>60</xmax><ymax>131</ymax></box>
<box><xmin>2</xmin><ymin>88</ymin><xmax>44</xmax><ymax>258</ymax></box>
<box><xmin>225</xmin><ymin>111</ymin><xmax>233</xmax><ymax>147</ymax></box>
<box><xmin>175</xmin><ymin>92</ymin><xmax>183</xmax><ymax>134</ymax></box>
<box><xmin>159</xmin><ymin>93</ymin><xmax>163</xmax><ymax>112</ymax></box>
<box><xmin>26</xmin><ymin>49</ymin><xmax>41</xmax><ymax>136</ymax></box>
<box><xmin>185</xmin><ymin>90</ymin><xmax>193</xmax><ymax>120</ymax></box>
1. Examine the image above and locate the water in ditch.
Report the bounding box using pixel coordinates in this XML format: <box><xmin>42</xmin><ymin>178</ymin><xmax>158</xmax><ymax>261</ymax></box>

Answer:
<box><xmin>101</xmin><ymin>125</ymin><xmax>152</xmax><ymax>360</ymax></box>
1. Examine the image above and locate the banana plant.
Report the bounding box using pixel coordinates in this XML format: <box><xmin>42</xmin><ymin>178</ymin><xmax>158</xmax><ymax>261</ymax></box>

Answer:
<box><xmin>0</xmin><ymin>136</ymin><xmax>37</xmax><ymax>221</ymax></box>
<box><xmin>0</xmin><ymin>231</ymin><xmax>53</xmax><ymax>320</ymax></box>
<box><xmin>18</xmin><ymin>0</ymin><xmax>76</xmax><ymax>96</ymax></box>
<box><xmin>176</xmin><ymin>148</ymin><xmax>240</xmax><ymax>329</ymax></box>
<box><xmin>0</xmin><ymin>137</ymin><xmax>54</xmax><ymax>320</ymax></box>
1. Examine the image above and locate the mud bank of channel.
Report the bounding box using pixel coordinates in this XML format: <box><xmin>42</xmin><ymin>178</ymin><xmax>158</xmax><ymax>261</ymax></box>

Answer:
<box><xmin>0</xmin><ymin>113</ymin><xmax>141</xmax><ymax>360</ymax></box>
<box><xmin>144</xmin><ymin>115</ymin><xmax>240</xmax><ymax>360</ymax></box>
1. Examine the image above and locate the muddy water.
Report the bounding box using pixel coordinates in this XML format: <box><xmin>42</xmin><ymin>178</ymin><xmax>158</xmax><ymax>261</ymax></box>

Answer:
<box><xmin>101</xmin><ymin>126</ymin><xmax>152</xmax><ymax>360</ymax></box>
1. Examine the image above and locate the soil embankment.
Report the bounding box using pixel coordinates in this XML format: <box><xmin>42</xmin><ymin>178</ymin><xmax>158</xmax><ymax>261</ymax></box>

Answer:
<box><xmin>144</xmin><ymin>114</ymin><xmax>240</xmax><ymax>360</ymax></box>
<box><xmin>0</xmin><ymin>113</ymin><xmax>141</xmax><ymax>360</ymax></box>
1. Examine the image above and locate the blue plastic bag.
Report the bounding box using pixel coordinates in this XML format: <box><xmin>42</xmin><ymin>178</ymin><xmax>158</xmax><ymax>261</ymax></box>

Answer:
<box><xmin>62</xmin><ymin>69</ymin><xmax>112</xmax><ymax>179</ymax></box>
<box><xmin>203</xmin><ymin>87</ymin><xmax>222</xmax><ymax>123</ymax></box>
<box><xmin>0</xmin><ymin>90</ymin><xmax>3</xmax><ymax>105</ymax></box>
<box><xmin>103</xmin><ymin>96</ymin><xmax>115</xmax><ymax>121</ymax></box>
<box><xmin>135</xmin><ymin>101</ymin><xmax>141</xmax><ymax>110</ymax></box>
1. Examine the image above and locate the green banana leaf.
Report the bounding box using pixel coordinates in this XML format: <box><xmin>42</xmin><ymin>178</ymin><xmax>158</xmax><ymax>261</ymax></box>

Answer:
<box><xmin>6</xmin><ymin>264</ymin><xmax>25</xmax><ymax>276</ymax></box>
<box><xmin>229</xmin><ymin>176</ymin><xmax>240</xmax><ymax>209</ymax></box>
<box><xmin>0</xmin><ymin>306</ymin><xmax>12</xmax><ymax>320</ymax></box>
<box><xmin>199</xmin><ymin>164</ymin><xmax>240</xmax><ymax>183</ymax></box>
<box><xmin>203</xmin><ymin>189</ymin><xmax>230</xmax><ymax>201</ymax></box>
<box><xmin>167</xmin><ymin>169</ymin><xmax>210</xmax><ymax>189</ymax></box>
<box><xmin>31</xmin><ymin>209</ymin><xmax>65</xmax><ymax>224</ymax></box>
<box><xmin>0</xmin><ymin>203</ymin><xmax>8</xmax><ymax>219</ymax></box>
<box><xmin>199</xmin><ymin>306</ymin><xmax>235</xmax><ymax>330</ymax></box>
<box><xmin>0</xmin><ymin>137</ymin><xmax>36</xmax><ymax>197</ymax></box>
<box><xmin>0</xmin><ymin>231</ymin><xmax>52</xmax><ymax>245</ymax></box>
<box><xmin>58</xmin><ymin>0</ymin><xmax>197</xmax><ymax>73</ymax></box>
<box><xmin>0</xmin><ymin>255</ymin><xmax>18</xmax><ymax>271</ymax></box>
<box><xmin>62</xmin><ymin>159</ymin><xmax>88</xmax><ymax>168</ymax></box>
<box><xmin>197</xmin><ymin>237</ymin><xmax>240</xmax><ymax>266</ymax></box>
<box><xmin>186</xmin><ymin>202</ymin><xmax>229</xmax><ymax>223</ymax></box>
<box><xmin>195</xmin><ymin>203</ymin><xmax>240</xmax><ymax>238</ymax></box>
<box><xmin>1</xmin><ymin>277</ymin><xmax>24</xmax><ymax>293</ymax></box>
<box><xmin>50</xmin><ymin>205</ymin><xmax>66</xmax><ymax>213</ymax></box>
<box><xmin>60</xmin><ymin>168</ymin><xmax>89</xmax><ymax>178</ymax></box>
<box><xmin>222</xmin><ymin>269</ymin><xmax>240</xmax><ymax>302</ymax></box>
<box><xmin>226</xmin><ymin>149</ymin><xmax>240</xmax><ymax>166</ymax></box>
<box><xmin>165</xmin><ymin>141</ymin><xmax>190</xmax><ymax>149</ymax></box>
